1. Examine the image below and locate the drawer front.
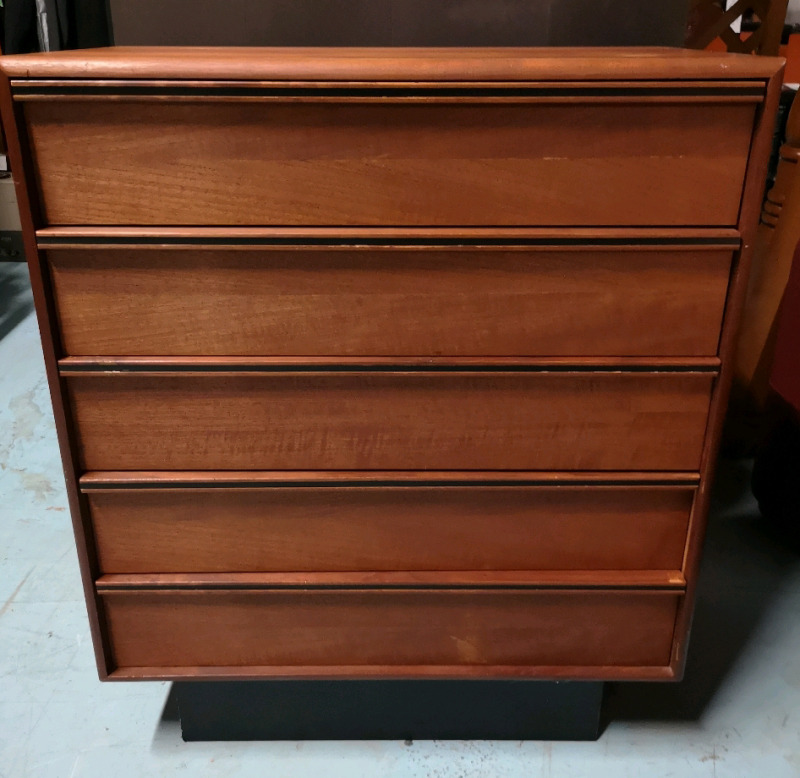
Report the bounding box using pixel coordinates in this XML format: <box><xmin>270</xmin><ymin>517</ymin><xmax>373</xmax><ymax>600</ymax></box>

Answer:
<box><xmin>87</xmin><ymin>483</ymin><xmax>694</xmax><ymax>574</ymax></box>
<box><xmin>48</xmin><ymin>246</ymin><xmax>733</xmax><ymax>358</ymax></box>
<box><xmin>25</xmin><ymin>99</ymin><xmax>755</xmax><ymax>226</ymax></box>
<box><xmin>66</xmin><ymin>371</ymin><xmax>714</xmax><ymax>471</ymax></box>
<box><xmin>101</xmin><ymin>589</ymin><xmax>680</xmax><ymax>672</ymax></box>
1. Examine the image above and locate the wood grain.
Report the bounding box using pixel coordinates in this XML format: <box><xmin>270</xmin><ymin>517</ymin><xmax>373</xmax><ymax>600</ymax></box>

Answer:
<box><xmin>35</xmin><ymin>225</ymin><xmax>743</xmax><ymax>245</ymax></box>
<box><xmin>0</xmin><ymin>46</ymin><xmax>784</xmax><ymax>81</ymax></box>
<box><xmin>669</xmin><ymin>62</ymin><xmax>786</xmax><ymax>680</ymax></box>
<box><xmin>106</xmin><ymin>664</ymin><xmax>676</xmax><ymax>682</ymax></box>
<box><xmin>24</xmin><ymin>99</ymin><xmax>755</xmax><ymax>226</ymax></box>
<box><xmin>47</xmin><ymin>246</ymin><xmax>734</xmax><ymax>357</ymax></box>
<box><xmin>101</xmin><ymin>588</ymin><xmax>680</xmax><ymax>671</ymax></box>
<box><xmin>0</xmin><ymin>47</ymin><xmax>782</xmax><ymax>685</ymax></box>
<box><xmin>58</xmin><ymin>356</ymin><xmax>722</xmax><ymax>372</ymax></box>
<box><xmin>86</xmin><ymin>483</ymin><xmax>695</xmax><ymax>574</ymax></box>
<box><xmin>79</xmin><ymin>470</ymin><xmax>701</xmax><ymax>487</ymax></box>
<box><xmin>65</xmin><ymin>371</ymin><xmax>715</xmax><ymax>471</ymax></box>
<box><xmin>95</xmin><ymin>571</ymin><xmax>686</xmax><ymax>589</ymax></box>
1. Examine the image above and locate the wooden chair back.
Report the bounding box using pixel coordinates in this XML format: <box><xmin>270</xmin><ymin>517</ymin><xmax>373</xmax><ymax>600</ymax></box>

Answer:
<box><xmin>687</xmin><ymin>0</ymin><xmax>788</xmax><ymax>56</ymax></box>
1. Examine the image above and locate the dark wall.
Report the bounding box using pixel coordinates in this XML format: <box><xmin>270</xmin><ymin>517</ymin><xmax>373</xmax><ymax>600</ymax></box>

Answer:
<box><xmin>109</xmin><ymin>1</ymin><xmax>691</xmax><ymax>47</ymax></box>
<box><xmin>2</xmin><ymin>0</ymin><xmax>112</xmax><ymax>53</ymax></box>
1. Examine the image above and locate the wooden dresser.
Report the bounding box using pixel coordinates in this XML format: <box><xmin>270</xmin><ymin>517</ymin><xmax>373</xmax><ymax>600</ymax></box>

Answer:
<box><xmin>0</xmin><ymin>47</ymin><xmax>783</xmax><ymax>682</ymax></box>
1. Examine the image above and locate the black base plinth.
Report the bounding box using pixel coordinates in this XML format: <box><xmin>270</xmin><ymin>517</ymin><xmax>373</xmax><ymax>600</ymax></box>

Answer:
<box><xmin>176</xmin><ymin>680</ymin><xmax>604</xmax><ymax>741</ymax></box>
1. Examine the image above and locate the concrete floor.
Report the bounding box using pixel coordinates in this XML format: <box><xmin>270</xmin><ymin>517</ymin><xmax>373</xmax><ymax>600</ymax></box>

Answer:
<box><xmin>1</xmin><ymin>260</ymin><xmax>799</xmax><ymax>777</ymax></box>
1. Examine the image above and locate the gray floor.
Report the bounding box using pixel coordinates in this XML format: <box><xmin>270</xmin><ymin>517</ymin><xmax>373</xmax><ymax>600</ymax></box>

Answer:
<box><xmin>1</xmin><ymin>261</ymin><xmax>799</xmax><ymax>777</ymax></box>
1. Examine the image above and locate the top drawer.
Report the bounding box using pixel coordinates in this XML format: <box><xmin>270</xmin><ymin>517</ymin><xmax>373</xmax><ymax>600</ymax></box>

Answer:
<box><xmin>20</xmin><ymin>87</ymin><xmax>758</xmax><ymax>227</ymax></box>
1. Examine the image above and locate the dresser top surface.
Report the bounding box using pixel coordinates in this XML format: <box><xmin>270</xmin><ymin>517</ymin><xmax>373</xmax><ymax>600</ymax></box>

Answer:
<box><xmin>0</xmin><ymin>46</ymin><xmax>784</xmax><ymax>82</ymax></box>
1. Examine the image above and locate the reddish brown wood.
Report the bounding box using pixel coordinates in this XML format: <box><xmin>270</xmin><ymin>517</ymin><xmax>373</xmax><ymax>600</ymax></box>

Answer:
<box><xmin>10</xmin><ymin>78</ymin><xmax>766</xmax><ymax>93</ymax></box>
<box><xmin>64</xmin><ymin>371</ymin><xmax>715</xmax><ymax>471</ymax></box>
<box><xmin>770</xmin><ymin>243</ymin><xmax>800</xmax><ymax>409</ymax></box>
<box><xmin>85</xmin><ymin>484</ymin><xmax>695</xmax><ymax>574</ymax></box>
<box><xmin>0</xmin><ymin>72</ymin><xmax>111</xmax><ymax>678</ymax></box>
<box><xmin>80</xmin><ymin>470</ymin><xmax>700</xmax><ymax>484</ymax></box>
<box><xmin>58</xmin><ymin>356</ymin><xmax>722</xmax><ymax>373</ymax></box>
<box><xmin>106</xmin><ymin>664</ymin><xmax>677</xmax><ymax>682</ymax></box>
<box><xmin>46</xmin><ymin>245</ymin><xmax>734</xmax><ymax>358</ymax></box>
<box><xmin>735</xmin><ymin>91</ymin><xmax>800</xmax><ymax>401</ymax></box>
<box><xmin>22</xmin><ymin>99</ymin><xmax>756</xmax><ymax>227</ymax></box>
<box><xmin>11</xmin><ymin>90</ymin><xmax>765</xmax><ymax>106</ymax></box>
<box><xmin>80</xmin><ymin>470</ymin><xmax>700</xmax><ymax>492</ymax></box>
<box><xmin>36</xmin><ymin>225</ymin><xmax>743</xmax><ymax>246</ymax></box>
<box><xmin>686</xmin><ymin>0</ymin><xmax>788</xmax><ymax>56</ymax></box>
<box><xmin>95</xmin><ymin>571</ymin><xmax>686</xmax><ymax>589</ymax></box>
<box><xmin>0</xmin><ymin>46</ymin><xmax>784</xmax><ymax>81</ymax></box>
<box><xmin>78</xmin><ymin>470</ymin><xmax>702</xmax><ymax>487</ymax></box>
<box><xmin>670</xmin><ymin>64</ymin><xmax>786</xmax><ymax>679</ymax></box>
<box><xmin>100</xmin><ymin>588</ymin><xmax>681</xmax><ymax>673</ymax></box>
<box><xmin>0</xmin><ymin>48</ymin><xmax>782</xmax><ymax>685</ymax></box>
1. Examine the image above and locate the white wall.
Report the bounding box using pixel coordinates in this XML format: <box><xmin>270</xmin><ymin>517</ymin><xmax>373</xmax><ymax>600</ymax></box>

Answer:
<box><xmin>788</xmin><ymin>0</ymin><xmax>800</xmax><ymax>26</ymax></box>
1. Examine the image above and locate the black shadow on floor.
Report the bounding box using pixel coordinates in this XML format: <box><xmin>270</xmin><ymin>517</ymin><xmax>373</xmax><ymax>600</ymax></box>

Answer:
<box><xmin>607</xmin><ymin>457</ymin><xmax>799</xmax><ymax>722</ymax></box>
<box><xmin>0</xmin><ymin>262</ymin><xmax>34</xmax><ymax>342</ymax></box>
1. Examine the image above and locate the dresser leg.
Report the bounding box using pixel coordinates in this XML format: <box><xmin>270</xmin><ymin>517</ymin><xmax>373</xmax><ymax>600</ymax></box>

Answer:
<box><xmin>174</xmin><ymin>680</ymin><xmax>605</xmax><ymax>741</ymax></box>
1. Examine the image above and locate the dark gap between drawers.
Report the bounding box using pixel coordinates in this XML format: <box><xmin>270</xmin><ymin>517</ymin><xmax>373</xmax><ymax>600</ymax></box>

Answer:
<box><xmin>37</xmin><ymin>234</ymin><xmax>743</xmax><ymax>248</ymax></box>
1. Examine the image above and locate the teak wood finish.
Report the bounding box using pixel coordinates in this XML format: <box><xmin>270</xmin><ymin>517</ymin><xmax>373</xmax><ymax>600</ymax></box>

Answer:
<box><xmin>0</xmin><ymin>47</ymin><xmax>784</xmax><ymax>683</ymax></box>
<box><xmin>23</xmin><ymin>99</ymin><xmax>756</xmax><ymax>227</ymax></box>
<box><xmin>64</xmin><ymin>371</ymin><xmax>715</xmax><ymax>471</ymax></box>
<box><xmin>84</xmin><ymin>483</ymin><xmax>695</xmax><ymax>574</ymax></box>
<box><xmin>100</xmin><ymin>589</ymin><xmax>681</xmax><ymax>674</ymax></box>
<box><xmin>47</xmin><ymin>243</ymin><xmax>735</xmax><ymax>357</ymax></box>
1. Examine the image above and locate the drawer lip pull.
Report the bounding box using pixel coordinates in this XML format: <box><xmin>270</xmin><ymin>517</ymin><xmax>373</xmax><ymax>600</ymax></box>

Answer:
<box><xmin>36</xmin><ymin>225</ymin><xmax>743</xmax><ymax>249</ymax></box>
<box><xmin>9</xmin><ymin>79</ymin><xmax>768</xmax><ymax>90</ymax></box>
<box><xmin>79</xmin><ymin>470</ymin><xmax>701</xmax><ymax>490</ymax></box>
<box><xmin>58</xmin><ymin>356</ymin><xmax>722</xmax><ymax>375</ymax></box>
<box><xmin>11</xmin><ymin>82</ymin><xmax>767</xmax><ymax>102</ymax></box>
<box><xmin>95</xmin><ymin>570</ymin><xmax>687</xmax><ymax>592</ymax></box>
<box><xmin>105</xmin><ymin>664</ymin><xmax>677</xmax><ymax>682</ymax></box>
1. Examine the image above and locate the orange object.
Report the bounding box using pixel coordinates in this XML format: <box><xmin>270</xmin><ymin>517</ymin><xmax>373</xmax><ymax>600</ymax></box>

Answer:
<box><xmin>779</xmin><ymin>34</ymin><xmax>800</xmax><ymax>83</ymax></box>
<box><xmin>706</xmin><ymin>28</ymin><xmax>800</xmax><ymax>81</ymax></box>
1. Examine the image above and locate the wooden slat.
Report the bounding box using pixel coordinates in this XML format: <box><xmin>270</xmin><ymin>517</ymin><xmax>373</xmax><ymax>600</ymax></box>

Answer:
<box><xmin>686</xmin><ymin>0</ymin><xmax>788</xmax><ymax>57</ymax></box>
<box><xmin>79</xmin><ymin>470</ymin><xmax>702</xmax><ymax>488</ymax></box>
<box><xmin>36</xmin><ymin>225</ymin><xmax>743</xmax><ymax>246</ymax></box>
<box><xmin>10</xmin><ymin>78</ymin><xmax>766</xmax><ymax>91</ymax></box>
<box><xmin>0</xmin><ymin>46</ymin><xmax>784</xmax><ymax>81</ymax></box>
<box><xmin>107</xmin><ymin>664</ymin><xmax>677</xmax><ymax>681</ymax></box>
<box><xmin>96</xmin><ymin>571</ymin><xmax>686</xmax><ymax>589</ymax></box>
<box><xmin>58</xmin><ymin>356</ymin><xmax>722</xmax><ymax>373</ymax></box>
<box><xmin>23</xmin><ymin>99</ymin><xmax>756</xmax><ymax>227</ymax></box>
<box><xmin>10</xmin><ymin>81</ymin><xmax>766</xmax><ymax>105</ymax></box>
<box><xmin>85</xmin><ymin>484</ymin><xmax>694</xmax><ymax>574</ymax></box>
<box><xmin>13</xmin><ymin>95</ymin><xmax>765</xmax><ymax>105</ymax></box>
<box><xmin>47</xmin><ymin>246</ymin><xmax>734</xmax><ymax>358</ymax></box>
<box><xmin>65</xmin><ymin>371</ymin><xmax>715</xmax><ymax>471</ymax></box>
